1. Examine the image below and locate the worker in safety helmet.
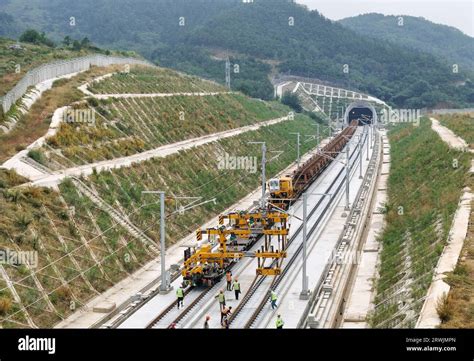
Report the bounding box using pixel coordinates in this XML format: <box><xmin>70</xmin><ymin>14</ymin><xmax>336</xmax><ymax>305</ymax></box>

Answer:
<box><xmin>215</xmin><ymin>289</ymin><xmax>226</xmax><ymax>323</ymax></box>
<box><xmin>232</xmin><ymin>277</ymin><xmax>241</xmax><ymax>300</ymax></box>
<box><xmin>176</xmin><ymin>285</ymin><xmax>184</xmax><ymax>309</ymax></box>
<box><xmin>270</xmin><ymin>290</ymin><xmax>278</xmax><ymax>310</ymax></box>
<box><xmin>276</xmin><ymin>314</ymin><xmax>284</xmax><ymax>329</ymax></box>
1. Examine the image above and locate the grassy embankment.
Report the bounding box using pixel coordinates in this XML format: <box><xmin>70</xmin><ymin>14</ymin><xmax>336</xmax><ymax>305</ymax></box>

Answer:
<box><xmin>438</xmin><ymin>113</ymin><xmax>474</xmax><ymax>149</ymax></box>
<box><xmin>0</xmin><ymin>65</ymin><xmax>128</xmax><ymax>164</ymax></box>
<box><xmin>370</xmin><ymin>118</ymin><xmax>470</xmax><ymax>328</ymax></box>
<box><xmin>435</xmin><ymin>113</ymin><xmax>474</xmax><ymax>327</ymax></box>
<box><xmin>37</xmin><ymin>93</ymin><xmax>290</xmax><ymax>168</ymax></box>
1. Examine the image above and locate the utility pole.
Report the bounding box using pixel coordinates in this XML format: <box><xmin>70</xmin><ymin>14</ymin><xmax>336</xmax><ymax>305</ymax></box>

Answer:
<box><xmin>225</xmin><ymin>57</ymin><xmax>231</xmax><ymax>90</ymax></box>
<box><xmin>249</xmin><ymin>142</ymin><xmax>267</xmax><ymax>209</ymax></box>
<box><xmin>344</xmin><ymin>144</ymin><xmax>350</xmax><ymax>213</ymax></box>
<box><xmin>372</xmin><ymin>122</ymin><xmax>377</xmax><ymax>148</ymax></box>
<box><xmin>366</xmin><ymin>125</ymin><xmax>370</xmax><ymax>161</ymax></box>
<box><xmin>370</xmin><ymin>123</ymin><xmax>377</xmax><ymax>149</ymax></box>
<box><xmin>301</xmin><ymin>192</ymin><xmax>309</xmax><ymax>299</ymax></box>
<box><xmin>142</xmin><ymin>191</ymin><xmax>170</xmax><ymax>294</ymax></box>
<box><xmin>290</xmin><ymin>132</ymin><xmax>301</xmax><ymax>169</ymax></box>
<box><xmin>141</xmin><ymin>192</ymin><xmax>216</xmax><ymax>293</ymax></box>
<box><xmin>371</xmin><ymin>122</ymin><xmax>375</xmax><ymax>149</ymax></box>
<box><xmin>359</xmin><ymin>134</ymin><xmax>363</xmax><ymax>179</ymax></box>
<box><xmin>300</xmin><ymin>192</ymin><xmax>331</xmax><ymax>299</ymax></box>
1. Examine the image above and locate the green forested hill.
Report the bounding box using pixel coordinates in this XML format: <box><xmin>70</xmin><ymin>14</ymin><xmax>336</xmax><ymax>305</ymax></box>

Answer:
<box><xmin>171</xmin><ymin>0</ymin><xmax>474</xmax><ymax>107</ymax></box>
<box><xmin>340</xmin><ymin>13</ymin><xmax>474</xmax><ymax>69</ymax></box>
<box><xmin>0</xmin><ymin>0</ymin><xmax>473</xmax><ymax>108</ymax></box>
<box><xmin>0</xmin><ymin>0</ymin><xmax>234</xmax><ymax>56</ymax></box>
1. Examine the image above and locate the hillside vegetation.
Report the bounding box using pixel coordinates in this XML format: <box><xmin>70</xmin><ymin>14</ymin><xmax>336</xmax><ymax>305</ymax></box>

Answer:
<box><xmin>370</xmin><ymin>118</ymin><xmax>470</xmax><ymax>328</ymax></box>
<box><xmin>438</xmin><ymin>113</ymin><xmax>474</xmax><ymax>149</ymax></box>
<box><xmin>0</xmin><ymin>37</ymin><xmax>101</xmax><ymax>97</ymax></box>
<box><xmin>340</xmin><ymin>14</ymin><xmax>474</xmax><ymax>70</ymax></box>
<box><xmin>0</xmin><ymin>113</ymin><xmax>321</xmax><ymax>328</ymax></box>
<box><xmin>88</xmin><ymin>66</ymin><xmax>226</xmax><ymax>94</ymax></box>
<box><xmin>0</xmin><ymin>65</ymin><xmax>125</xmax><ymax>164</ymax></box>
<box><xmin>158</xmin><ymin>0</ymin><xmax>474</xmax><ymax>108</ymax></box>
<box><xmin>38</xmin><ymin>93</ymin><xmax>289</xmax><ymax>168</ymax></box>
<box><xmin>27</xmin><ymin>65</ymin><xmax>288</xmax><ymax>168</ymax></box>
<box><xmin>440</xmin><ymin>169</ymin><xmax>474</xmax><ymax>328</ymax></box>
<box><xmin>0</xmin><ymin>0</ymin><xmax>473</xmax><ymax>108</ymax></box>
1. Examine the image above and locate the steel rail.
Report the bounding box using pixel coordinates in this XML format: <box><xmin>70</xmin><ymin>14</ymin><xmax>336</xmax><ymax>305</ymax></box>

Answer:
<box><xmin>228</xmin><ymin>134</ymin><xmax>362</xmax><ymax>327</ymax></box>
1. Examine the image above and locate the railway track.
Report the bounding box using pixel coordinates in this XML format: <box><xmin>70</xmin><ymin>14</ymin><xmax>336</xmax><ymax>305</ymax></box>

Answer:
<box><xmin>229</xmin><ymin>131</ymin><xmax>366</xmax><ymax>328</ymax></box>
<box><xmin>146</xmin><ymin>234</ymin><xmax>264</xmax><ymax>328</ymax></box>
<box><xmin>146</xmin><ymin>286</ymin><xmax>214</xmax><ymax>328</ymax></box>
<box><xmin>138</xmin><ymin>126</ymin><xmax>363</xmax><ymax>329</ymax></box>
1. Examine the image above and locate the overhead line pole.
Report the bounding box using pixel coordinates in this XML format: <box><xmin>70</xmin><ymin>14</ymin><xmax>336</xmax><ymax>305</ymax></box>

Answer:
<box><xmin>141</xmin><ymin>192</ymin><xmax>216</xmax><ymax>293</ymax></box>
<box><xmin>249</xmin><ymin>142</ymin><xmax>267</xmax><ymax>210</ymax></box>
<box><xmin>142</xmin><ymin>190</ymin><xmax>170</xmax><ymax>294</ymax></box>
<box><xmin>345</xmin><ymin>143</ymin><xmax>350</xmax><ymax>212</ymax></box>
<box><xmin>290</xmin><ymin>132</ymin><xmax>301</xmax><ymax>169</ymax></box>
<box><xmin>366</xmin><ymin>125</ymin><xmax>370</xmax><ymax>161</ymax></box>
<box><xmin>300</xmin><ymin>192</ymin><xmax>331</xmax><ymax>299</ymax></box>
<box><xmin>359</xmin><ymin>133</ymin><xmax>363</xmax><ymax>179</ymax></box>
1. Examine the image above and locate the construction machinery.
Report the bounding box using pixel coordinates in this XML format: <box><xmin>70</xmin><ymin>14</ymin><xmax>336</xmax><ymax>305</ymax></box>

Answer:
<box><xmin>268</xmin><ymin>120</ymin><xmax>358</xmax><ymax>209</ymax></box>
<box><xmin>182</xmin><ymin>210</ymin><xmax>289</xmax><ymax>286</ymax></box>
<box><xmin>181</xmin><ymin>120</ymin><xmax>358</xmax><ymax>286</ymax></box>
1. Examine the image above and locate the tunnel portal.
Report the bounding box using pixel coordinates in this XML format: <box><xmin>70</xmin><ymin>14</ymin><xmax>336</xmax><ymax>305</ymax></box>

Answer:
<box><xmin>344</xmin><ymin>101</ymin><xmax>377</xmax><ymax>126</ymax></box>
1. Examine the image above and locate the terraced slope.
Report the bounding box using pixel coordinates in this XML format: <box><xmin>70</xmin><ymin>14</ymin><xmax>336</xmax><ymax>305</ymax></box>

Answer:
<box><xmin>0</xmin><ymin>112</ymin><xmax>321</xmax><ymax>328</ymax></box>
<box><xmin>80</xmin><ymin>115</ymin><xmax>318</xmax><ymax>243</ymax></box>
<box><xmin>0</xmin><ymin>168</ymin><xmax>145</xmax><ymax>328</ymax></box>
<box><xmin>37</xmin><ymin>93</ymin><xmax>289</xmax><ymax>169</ymax></box>
<box><xmin>370</xmin><ymin>118</ymin><xmax>470</xmax><ymax>328</ymax></box>
<box><xmin>0</xmin><ymin>57</ymin><xmax>323</xmax><ymax>328</ymax></box>
<box><xmin>0</xmin><ymin>65</ymin><xmax>126</xmax><ymax>164</ymax></box>
<box><xmin>88</xmin><ymin>66</ymin><xmax>226</xmax><ymax>94</ymax></box>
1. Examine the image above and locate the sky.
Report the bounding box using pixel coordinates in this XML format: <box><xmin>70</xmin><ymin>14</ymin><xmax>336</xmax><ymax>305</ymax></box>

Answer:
<box><xmin>296</xmin><ymin>0</ymin><xmax>474</xmax><ymax>37</ymax></box>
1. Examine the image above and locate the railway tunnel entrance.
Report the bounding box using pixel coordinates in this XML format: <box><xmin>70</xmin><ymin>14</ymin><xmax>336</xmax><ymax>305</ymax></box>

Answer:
<box><xmin>344</xmin><ymin>101</ymin><xmax>377</xmax><ymax>126</ymax></box>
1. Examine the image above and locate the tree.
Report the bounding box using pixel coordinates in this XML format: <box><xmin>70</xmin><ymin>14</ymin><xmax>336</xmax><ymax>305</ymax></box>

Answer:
<box><xmin>19</xmin><ymin>29</ymin><xmax>54</xmax><ymax>47</ymax></box>
<box><xmin>19</xmin><ymin>29</ymin><xmax>43</xmax><ymax>44</ymax></box>
<box><xmin>81</xmin><ymin>37</ymin><xmax>91</xmax><ymax>48</ymax></box>
<box><xmin>72</xmin><ymin>40</ymin><xmax>82</xmax><ymax>51</ymax></box>
<box><xmin>281</xmin><ymin>92</ymin><xmax>303</xmax><ymax>113</ymax></box>
<box><xmin>62</xmin><ymin>36</ymin><xmax>71</xmax><ymax>46</ymax></box>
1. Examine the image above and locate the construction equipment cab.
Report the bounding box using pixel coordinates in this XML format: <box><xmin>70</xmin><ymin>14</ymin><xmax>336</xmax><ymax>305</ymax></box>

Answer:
<box><xmin>268</xmin><ymin>176</ymin><xmax>294</xmax><ymax>200</ymax></box>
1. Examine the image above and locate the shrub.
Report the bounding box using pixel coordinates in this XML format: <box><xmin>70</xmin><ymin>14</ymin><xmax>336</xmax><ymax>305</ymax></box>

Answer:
<box><xmin>0</xmin><ymin>297</ymin><xmax>12</xmax><ymax>315</ymax></box>
<box><xmin>436</xmin><ymin>292</ymin><xmax>453</xmax><ymax>323</ymax></box>
<box><xmin>19</xmin><ymin>29</ymin><xmax>54</xmax><ymax>47</ymax></box>
<box><xmin>281</xmin><ymin>92</ymin><xmax>303</xmax><ymax>113</ymax></box>
<box><xmin>27</xmin><ymin>149</ymin><xmax>45</xmax><ymax>165</ymax></box>
<box><xmin>87</xmin><ymin>97</ymin><xmax>99</xmax><ymax>107</ymax></box>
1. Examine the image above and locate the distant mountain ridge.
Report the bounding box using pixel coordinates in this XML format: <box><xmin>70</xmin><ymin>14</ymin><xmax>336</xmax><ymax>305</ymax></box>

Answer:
<box><xmin>339</xmin><ymin>13</ymin><xmax>474</xmax><ymax>69</ymax></box>
<box><xmin>0</xmin><ymin>0</ymin><xmax>473</xmax><ymax>108</ymax></box>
